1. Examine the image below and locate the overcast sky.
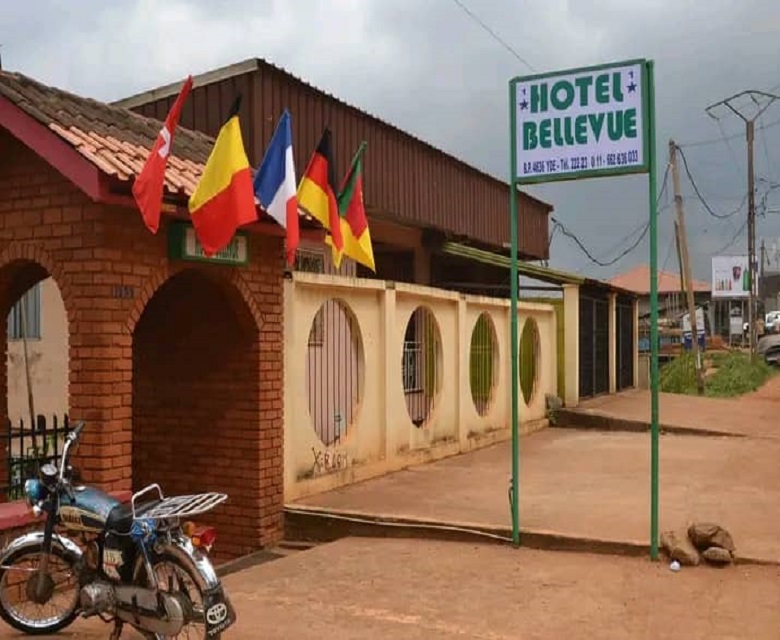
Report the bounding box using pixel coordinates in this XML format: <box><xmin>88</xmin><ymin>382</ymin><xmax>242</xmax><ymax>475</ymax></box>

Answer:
<box><xmin>4</xmin><ymin>0</ymin><xmax>780</xmax><ymax>282</ymax></box>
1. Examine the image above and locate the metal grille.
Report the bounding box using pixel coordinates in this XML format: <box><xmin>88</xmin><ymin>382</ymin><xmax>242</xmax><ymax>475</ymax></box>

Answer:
<box><xmin>579</xmin><ymin>297</ymin><xmax>595</xmax><ymax>398</ymax></box>
<box><xmin>520</xmin><ymin>318</ymin><xmax>540</xmax><ymax>404</ymax></box>
<box><xmin>616</xmin><ymin>302</ymin><xmax>635</xmax><ymax>390</ymax></box>
<box><xmin>594</xmin><ymin>299</ymin><xmax>610</xmax><ymax>395</ymax></box>
<box><xmin>579</xmin><ymin>294</ymin><xmax>611</xmax><ymax>398</ymax></box>
<box><xmin>402</xmin><ymin>307</ymin><xmax>440</xmax><ymax>427</ymax></box>
<box><xmin>469</xmin><ymin>313</ymin><xmax>498</xmax><ymax>416</ymax></box>
<box><xmin>3</xmin><ymin>414</ymin><xmax>71</xmax><ymax>501</ymax></box>
<box><xmin>306</xmin><ymin>299</ymin><xmax>363</xmax><ymax>447</ymax></box>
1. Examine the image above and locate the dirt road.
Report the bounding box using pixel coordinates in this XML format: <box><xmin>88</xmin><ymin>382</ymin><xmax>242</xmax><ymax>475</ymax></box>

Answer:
<box><xmin>15</xmin><ymin>538</ymin><xmax>780</xmax><ymax>640</ymax></box>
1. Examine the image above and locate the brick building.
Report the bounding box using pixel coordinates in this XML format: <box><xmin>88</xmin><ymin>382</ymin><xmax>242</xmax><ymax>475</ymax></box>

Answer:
<box><xmin>0</xmin><ymin>70</ymin><xmax>291</xmax><ymax>558</ymax></box>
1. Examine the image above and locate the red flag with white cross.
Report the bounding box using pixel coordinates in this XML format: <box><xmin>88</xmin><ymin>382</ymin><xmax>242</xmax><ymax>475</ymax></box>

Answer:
<box><xmin>132</xmin><ymin>75</ymin><xmax>193</xmax><ymax>234</ymax></box>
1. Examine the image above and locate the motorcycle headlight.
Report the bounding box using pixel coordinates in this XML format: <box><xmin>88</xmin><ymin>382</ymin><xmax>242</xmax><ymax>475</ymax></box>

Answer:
<box><xmin>23</xmin><ymin>478</ymin><xmax>43</xmax><ymax>508</ymax></box>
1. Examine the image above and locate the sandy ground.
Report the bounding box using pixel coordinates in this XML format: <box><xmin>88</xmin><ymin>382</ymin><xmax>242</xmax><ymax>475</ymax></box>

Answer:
<box><xmin>11</xmin><ymin>537</ymin><xmax>780</xmax><ymax>640</ymax></box>
<box><xmin>294</xmin><ymin>429</ymin><xmax>780</xmax><ymax>563</ymax></box>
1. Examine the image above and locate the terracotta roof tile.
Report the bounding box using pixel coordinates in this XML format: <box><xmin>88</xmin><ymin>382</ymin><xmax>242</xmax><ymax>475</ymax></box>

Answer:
<box><xmin>0</xmin><ymin>70</ymin><xmax>213</xmax><ymax>198</ymax></box>
<box><xmin>609</xmin><ymin>264</ymin><xmax>711</xmax><ymax>295</ymax></box>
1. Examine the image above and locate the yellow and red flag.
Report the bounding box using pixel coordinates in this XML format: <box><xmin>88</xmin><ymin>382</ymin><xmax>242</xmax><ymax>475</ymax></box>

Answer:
<box><xmin>188</xmin><ymin>95</ymin><xmax>256</xmax><ymax>256</ymax></box>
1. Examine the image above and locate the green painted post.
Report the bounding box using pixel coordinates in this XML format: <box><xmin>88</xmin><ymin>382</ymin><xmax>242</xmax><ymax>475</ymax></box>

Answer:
<box><xmin>646</xmin><ymin>60</ymin><xmax>660</xmax><ymax>560</ymax></box>
<box><xmin>509</xmin><ymin>78</ymin><xmax>520</xmax><ymax>547</ymax></box>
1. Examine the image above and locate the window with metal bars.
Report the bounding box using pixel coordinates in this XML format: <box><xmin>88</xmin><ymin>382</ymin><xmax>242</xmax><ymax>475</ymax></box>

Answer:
<box><xmin>7</xmin><ymin>283</ymin><xmax>42</xmax><ymax>341</ymax></box>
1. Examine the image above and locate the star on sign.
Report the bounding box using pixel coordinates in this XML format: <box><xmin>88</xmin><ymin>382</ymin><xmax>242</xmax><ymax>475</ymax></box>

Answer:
<box><xmin>627</xmin><ymin>81</ymin><xmax>637</xmax><ymax>93</ymax></box>
<box><xmin>519</xmin><ymin>99</ymin><xmax>529</xmax><ymax>110</ymax></box>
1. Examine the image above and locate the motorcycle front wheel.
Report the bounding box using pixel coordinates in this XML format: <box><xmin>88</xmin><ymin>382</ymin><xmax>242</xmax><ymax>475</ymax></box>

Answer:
<box><xmin>0</xmin><ymin>543</ymin><xmax>80</xmax><ymax>635</ymax></box>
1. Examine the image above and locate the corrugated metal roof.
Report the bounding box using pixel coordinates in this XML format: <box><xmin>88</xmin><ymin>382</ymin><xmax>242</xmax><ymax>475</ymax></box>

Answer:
<box><xmin>442</xmin><ymin>241</ymin><xmax>636</xmax><ymax>296</ymax></box>
<box><xmin>113</xmin><ymin>57</ymin><xmax>554</xmax><ymax>214</ymax></box>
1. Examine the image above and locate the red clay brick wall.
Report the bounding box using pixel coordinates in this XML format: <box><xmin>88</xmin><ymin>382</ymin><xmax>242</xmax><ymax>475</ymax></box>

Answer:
<box><xmin>0</xmin><ymin>130</ymin><xmax>285</xmax><ymax>552</ymax></box>
<box><xmin>133</xmin><ymin>270</ymin><xmax>262</xmax><ymax>560</ymax></box>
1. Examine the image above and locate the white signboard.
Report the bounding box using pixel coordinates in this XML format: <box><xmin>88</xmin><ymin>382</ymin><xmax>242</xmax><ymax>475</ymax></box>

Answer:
<box><xmin>513</xmin><ymin>60</ymin><xmax>648</xmax><ymax>183</ymax></box>
<box><xmin>711</xmin><ymin>255</ymin><xmax>750</xmax><ymax>299</ymax></box>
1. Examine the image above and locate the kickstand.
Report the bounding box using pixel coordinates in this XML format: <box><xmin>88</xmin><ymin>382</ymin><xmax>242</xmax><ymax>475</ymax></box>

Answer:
<box><xmin>109</xmin><ymin>619</ymin><xmax>124</xmax><ymax>640</ymax></box>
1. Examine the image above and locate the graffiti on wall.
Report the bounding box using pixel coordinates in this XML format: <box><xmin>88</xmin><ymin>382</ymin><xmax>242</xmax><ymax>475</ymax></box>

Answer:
<box><xmin>311</xmin><ymin>447</ymin><xmax>349</xmax><ymax>476</ymax></box>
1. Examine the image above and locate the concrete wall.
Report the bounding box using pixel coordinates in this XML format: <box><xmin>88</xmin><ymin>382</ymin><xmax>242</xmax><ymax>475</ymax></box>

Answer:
<box><xmin>6</xmin><ymin>277</ymin><xmax>68</xmax><ymax>424</ymax></box>
<box><xmin>284</xmin><ymin>272</ymin><xmax>558</xmax><ymax>501</ymax></box>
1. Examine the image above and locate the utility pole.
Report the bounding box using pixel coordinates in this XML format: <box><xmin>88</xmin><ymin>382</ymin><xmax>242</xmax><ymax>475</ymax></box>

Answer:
<box><xmin>706</xmin><ymin>90</ymin><xmax>779</xmax><ymax>357</ymax></box>
<box><xmin>670</xmin><ymin>141</ymin><xmax>705</xmax><ymax>394</ymax></box>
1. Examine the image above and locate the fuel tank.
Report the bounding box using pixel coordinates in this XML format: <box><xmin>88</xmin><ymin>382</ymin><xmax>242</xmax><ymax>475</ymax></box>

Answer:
<box><xmin>58</xmin><ymin>486</ymin><xmax>121</xmax><ymax>534</ymax></box>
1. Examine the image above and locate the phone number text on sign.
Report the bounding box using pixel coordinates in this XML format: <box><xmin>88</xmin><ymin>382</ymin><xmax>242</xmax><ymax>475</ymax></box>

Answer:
<box><xmin>522</xmin><ymin>149</ymin><xmax>640</xmax><ymax>176</ymax></box>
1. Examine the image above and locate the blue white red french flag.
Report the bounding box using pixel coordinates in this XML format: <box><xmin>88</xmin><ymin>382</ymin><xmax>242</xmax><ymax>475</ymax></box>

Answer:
<box><xmin>253</xmin><ymin>109</ymin><xmax>300</xmax><ymax>266</ymax></box>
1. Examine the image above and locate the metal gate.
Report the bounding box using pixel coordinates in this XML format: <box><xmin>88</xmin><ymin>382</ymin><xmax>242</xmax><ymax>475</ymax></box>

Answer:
<box><xmin>616</xmin><ymin>299</ymin><xmax>635</xmax><ymax>390</ymax></box>
<box><xmin>579</xmin><ymin>293</ymin><xmax>610</xmax><ymax>398</ymax></box>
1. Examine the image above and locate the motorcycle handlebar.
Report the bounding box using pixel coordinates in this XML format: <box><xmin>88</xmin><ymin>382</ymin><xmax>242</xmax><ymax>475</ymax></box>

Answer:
<box><xmin>69</xmin><ymin>421</ymin><xmax>85</xmax><ymax>440</ymax></box>
<box><xmin>59</xmin><ymin>421</ymin><xmax>86</xmax><ymax>482</ymax></box>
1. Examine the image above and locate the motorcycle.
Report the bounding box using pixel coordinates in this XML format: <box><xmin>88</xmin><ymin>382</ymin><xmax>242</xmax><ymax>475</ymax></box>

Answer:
<box><xmin>0</xmin><ymin>421</ymin><xmax>236</xmax><ymax>638</ymax></box>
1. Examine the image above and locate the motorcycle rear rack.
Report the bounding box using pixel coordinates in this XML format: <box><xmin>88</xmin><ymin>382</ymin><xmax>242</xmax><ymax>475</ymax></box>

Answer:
<box><xmin>131</xmin><ymin>483</ymin><xmax>228</xmax><ymax>522</ymax></box>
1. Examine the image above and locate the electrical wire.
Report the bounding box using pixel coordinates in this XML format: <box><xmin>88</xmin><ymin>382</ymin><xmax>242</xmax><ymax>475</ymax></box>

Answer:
<box><xmin>759</xmin><ymin>122</ymin><xmax>776</xmax><ymax>179</ymax></box>
<box><xmin>661</xmin><ymin>232</ymin><xmax>676</xmax><ymax>272</ymax></box>
<box><xmin>675</xmin><ymin>145</ymin><xmax>747</xmax><ymax>219</ymax></box>
<box><xmin>550</xmin><ymin>162</ymin><xmax>671</xmax><ymax>268</ymax></box>
<box><xmin>714</xmin><ymin>117</ymin><xmax>744</xmax><ymax>170</ymax></box>
<box><xmin>449</xmin><ymin>0</ymin><xmax>536</xmax><ymax>72</ymax></box>
<box><xmin>677</xmin><ymin>117</ymin><xmax>780</xmax><ymax>149</ymax></box>
<box><xmin>712</xmin><ymin>218</ymin><xmax>748</xmax><ymax>254</ymax></box>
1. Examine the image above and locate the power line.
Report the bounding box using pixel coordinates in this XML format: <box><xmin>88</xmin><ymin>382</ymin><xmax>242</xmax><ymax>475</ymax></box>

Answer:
<box><xmin>661</xmin><ymin>233</ymin><xmax>676</xmax><ymax>272</ymax></box>
<box><xmin>553</xmin><ymin>217</ymin><xmax>650</xmax><ymax>267</ymax></box>
<box><xmin>712</xmin><ymin>218</ymin><xmax>748</xmax><ymax>254</ymax></box>
<box><xmin>675</xmin><ymin>145</ymin><xmax>747</xmax><ymax>219</ymax></box>
<box><xmin>677</xmin><ymin>117</ymin><xmax>780</xmax><ymax>148</ymax></box>
<box><xmin>759</xmin><ymin>121</ymin><xmax>776</xmax><ymax>179</ymax></box>
<box><xmin>449</xmin><ymin>0</ymin><xmax>536</xmax><ymax>72</ymax></box>
<box><xmin>552</xmin><ymin>163</ymin><xmax>671</xmax><ymax>268</ymax></box>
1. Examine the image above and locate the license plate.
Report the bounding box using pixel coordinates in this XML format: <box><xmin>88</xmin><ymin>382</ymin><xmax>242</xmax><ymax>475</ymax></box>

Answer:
<box><xmin>202</xmin><ymin>585</ymin><xmax>236</xmax><ymax>637</ymax></box>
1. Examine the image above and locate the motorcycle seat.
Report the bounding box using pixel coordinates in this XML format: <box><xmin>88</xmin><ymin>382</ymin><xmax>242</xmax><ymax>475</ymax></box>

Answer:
<box><xmin>105</xmin><ymin>501</ymin><xmax>159</xmax><ymax>535</ymax></box>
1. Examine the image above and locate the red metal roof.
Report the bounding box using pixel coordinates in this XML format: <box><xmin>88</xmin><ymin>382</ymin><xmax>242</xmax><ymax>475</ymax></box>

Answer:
<box><xmin>609</xmin><ymin>264</ymin><xmax>711</xmax><ymax>295</ymax></box>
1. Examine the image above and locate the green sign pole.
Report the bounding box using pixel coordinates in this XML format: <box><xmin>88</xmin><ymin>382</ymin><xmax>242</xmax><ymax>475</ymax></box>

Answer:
<box><xmin>509</xmin><ymin>79</ymin><xmax>520</xmax><ymax>548</ymax></box>
<box><xmin>509</xmin><ymin>58</ymin><xmax>658</xmax><ymax>559</ymax></box>
<box><xmin>646</xmin><ymin>60</ymin><xmax>660</xmax><ymax>560</ymax></box>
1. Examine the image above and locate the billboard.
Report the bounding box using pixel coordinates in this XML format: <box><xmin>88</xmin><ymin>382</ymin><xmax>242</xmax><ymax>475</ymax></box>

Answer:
<box><xmin>711</xmin><ymin>255</ymin><xmax>750</xmax><ymax>299</ymax></box>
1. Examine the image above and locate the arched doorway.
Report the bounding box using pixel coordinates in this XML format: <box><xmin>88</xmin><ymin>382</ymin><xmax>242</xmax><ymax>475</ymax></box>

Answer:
<box><xmin>1</xmin><ymin>260</ymin><xmax>70</xmax><ymax>503</ymax></box>
<box><xmin>132</xmin><ymin>269</ymin><xmax>261</xmax><ymax>561</ymax></box>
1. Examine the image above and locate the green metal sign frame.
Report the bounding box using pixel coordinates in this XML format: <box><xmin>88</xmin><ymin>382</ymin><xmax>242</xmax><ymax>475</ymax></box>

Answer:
<box><xmin>168</xmin><ymin>221</ymin><xmax>250</xmax><ymax>266</ymax></box>
<box><xmin>508</xmin><ymin>59</ymin><xmax>660</xmax><ymax>559</ymax></box>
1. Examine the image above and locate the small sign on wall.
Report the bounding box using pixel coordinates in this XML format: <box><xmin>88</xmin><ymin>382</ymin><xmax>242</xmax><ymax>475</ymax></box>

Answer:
<box><xmin>167</xmin><ymin>222</ymin><xmax>249</xmax><ymax>266</ymax></box>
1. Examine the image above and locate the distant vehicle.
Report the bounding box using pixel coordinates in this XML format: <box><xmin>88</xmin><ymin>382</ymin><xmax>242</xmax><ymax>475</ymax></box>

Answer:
<box><xmin>765</xmin><ymin>311</ymin><xmax>780</xmax><ymax>334</ymax></box>
<box><xmin>758</xmin><ymin>334</ymin><xmax>780</xmax><ymax>366</ymax></box>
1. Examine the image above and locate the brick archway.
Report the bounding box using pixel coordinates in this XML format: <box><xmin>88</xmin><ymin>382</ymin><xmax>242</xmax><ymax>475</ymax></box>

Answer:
<box><xmin>130</xmin><ymin>266</ymin><xmax>263</xmax><ymax>560</ymax></box>
<box><xmin>0</xmin><ymin>243</ymin><xmax>72</xmax><ymax>503</ymax></box>
<box><xmin>125</xmin><ymin>264</ymin><xmax>264</xmax><ymax>337</ymax></box>
<box><xmin>0</xmin><ymin>242</ymin><xmax>73</xmax><ymax>322</ymax></box>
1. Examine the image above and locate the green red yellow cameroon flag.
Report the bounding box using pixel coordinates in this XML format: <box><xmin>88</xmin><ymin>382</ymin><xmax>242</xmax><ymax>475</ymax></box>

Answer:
<box><xmin>296</xmin><ymin>128</ymin><xmax>343</xmax><ymax>253</ymax></box>
<box><xmin>326</xmin><ymin>142</ymin><xmax>375</xmax><ymax>272</ymax></box>
<box><xmin>188</xmin><ymin>95</ymin><xmax>256</xmax><ymax>256</ymax></box>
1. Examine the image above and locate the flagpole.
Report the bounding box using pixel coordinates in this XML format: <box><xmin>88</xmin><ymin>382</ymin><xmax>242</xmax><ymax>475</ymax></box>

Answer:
<box><xmin>345</xmin><ymin>141</ymin><xmax>367</xmax><ymax>176</ymax></box>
